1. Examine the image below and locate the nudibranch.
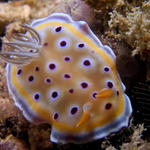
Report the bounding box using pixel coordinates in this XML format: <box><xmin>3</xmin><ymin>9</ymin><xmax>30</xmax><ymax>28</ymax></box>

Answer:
<box><xmin>0</xmin><ymin>13</ymin><xmax>132</xmax><ymax>144</ymax></box>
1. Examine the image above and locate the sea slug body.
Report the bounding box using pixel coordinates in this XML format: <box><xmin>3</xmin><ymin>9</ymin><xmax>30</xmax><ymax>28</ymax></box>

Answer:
<box><xmin>0</xmin><ymin>13</ymin><xmax>132</xmax><ymax>144</ymax></box>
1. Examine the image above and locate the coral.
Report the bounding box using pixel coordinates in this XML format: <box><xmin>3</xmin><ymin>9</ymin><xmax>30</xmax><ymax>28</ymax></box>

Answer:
<box><xmin>0</xmin><ymin>135</ymin><xmax>29</xmax><ymax>150</ymax></box>
<box><xmin>0</xmin><ymin>97</ymin><xmax>28</xmax><ymax>139</ymax></box>
<box><xmin>101</xmin><ymin>124</ymin><xmax>150</xmax><ymax>150</ymax></box>
<box><xmin>0</xmin><ymin>98</ymin><xmax>25</xmax><ymax>123</ymax></box>
<box><xmin>120</xmin><ymin>125</ymin><xmax>150</xmax><ymax>150</ymax></box>
<box><xmin>55</xmin><ymin>0</ymin><xmax>95</xmax><ymax>25</ymax></box>
<box><xmin>0</xmin><ymin>61</ymin><xmax>8</xmax><ymax>98</ymax></box>
<box><xmin>83</xmin><ymin>0</ymin><xmax>117</xmax><ymax>10</ymax></box>
<box><xmin>0</xmin><ymin>2</ymin><xmax>31</xmax><ymax>22</ymax></box>
<box><xmin>0</xmin><ymin>0</ymin><xmax>95</xmax><ymax>37</ymax></box>
<box><xmin>107</xmin><ymin>0</ymin><xmax>150</xmax><ymax>61</ymax></box>
<box><xmin>28</xmin><ymin>124</ymin><xmax>52</xmax><ymax>150</ymax></box>
<box><xmin>0</xmin><ymin>0</ymin><xmax>59</xmax><ymax>37</ymax></box>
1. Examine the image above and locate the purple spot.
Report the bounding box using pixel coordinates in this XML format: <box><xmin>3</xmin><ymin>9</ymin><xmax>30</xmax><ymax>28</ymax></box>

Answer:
<box><xmin>45</xmin><ymin>77</ymin><xmax>51</xmax><ymax>84</ymax></box>
<box><xmin>17</xmin><ymin>69</ymin><xmax>22</xmax><ymax>76</ymax></box>
<box><xmin>53</xmin><ymin>112</ymin><xmax>59</xmax><ymax>120</ymax></box>
<box><xmin>63</xmin><ymin>73</ymin><xmax>71</xmax><ymax>79</ymax></box>
<box><xmin>29</xmin><ymin>49</ymin><xmax>33</xmax><ymax>52</ymax></box>
<box><xmin>49</xmin><ymin>63</ymin><xmax>56</xmax><ymax>71</ymax></box>
<box><xmin>104</xmin><ymin>66</ymin><xmax>110</xmax><ymax>72</ymax></box>
<box><xmin>64</xmin><ymin>56</ymin><xmax>71</xmax><ymax>62</ymax></box>
<box><xmin>105</xmin><ymin>103</ymin><xmax>112</xmax><ymax>110</ymax></box>
<box><xmin>33</xmin><ymin>93</ymin><xmax>40</xmax><ymax>101</ymax></box>
<box><xmin>44</xmin><ymin>42</ymin><xmax>48</xmax><ymax>46</ymax></box>
<box><xmin>60</xmin><ymin>41</ymin><xmax>67</xmax><ymax>47</ymax></box>
<box><xmin>50</xmin><ymin>90</ymin><xmax>60</xmax><ymax>101</ymax></box>
<box><xmin>70</xmin><ymin>106</ymin><xmax>79</xmax><ymax>115</ymax></box>
<box><xmin>78</xmin><ymin>43</ymin><xmax>85</xmax><ymax>48</ymax></box>
<box><xmin>81</xmin><ymin>82</ymin><xmax>88</xmax><ymax>89</ymax></box>
<box><xmin>35</xmin><ymin>66</ymin><xmax>40</xmax><ymax>71</ymax></box>
<box><xmin>69</xmin><ymin>88</ymin><xmax>74</xmax><ymax>94</ymax></box>
<box><xmin>55</xmin><ymin>26</ymin><xmax>62</xmax><ymax>32</ymax></box>
<box><xmin>52</xmin><ymin>92</ymin><xmax>58</xmax><ymax>98</ymax></box>
<box><xmin>82</xmin><ymin>58</ymin><xmax>92</xmax><ymax>68</ymax></box>
<box><xmin>116</xmin><ymin>90</ymin><xmax>119</xmax><ymax>96</ymax></box>
<box><xmin>83</xmin><ymin>60</ymin><xmax>91</xmax><ymax>66</ymax></box>
<box><xmin>107</xmin><ymin>81</ymin><xmax>113</xmax><ymax>88</ymax></box>
<box><xmin>92</xmin><ymin>91</ymin><xmax>98</xmax><ymax>99</ymax></box>
<box><xmin>28</xmin><ymin>75</ymin><xmax>34</xmax><ymax>82</ymax></box>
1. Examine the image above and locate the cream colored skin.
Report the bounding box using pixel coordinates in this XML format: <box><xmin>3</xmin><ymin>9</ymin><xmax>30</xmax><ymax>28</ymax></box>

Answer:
<box><xmin>1</xmin><ymin>13</ymin><xmax>132</xmax><ymax>144</ymax></box>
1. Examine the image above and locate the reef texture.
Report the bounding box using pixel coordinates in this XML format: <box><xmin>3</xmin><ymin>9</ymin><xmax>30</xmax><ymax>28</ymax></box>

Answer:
<box><xmin>0</xmin><ymin>0</ymin><xmax>150</xmax><ymax>150</ymax></box>
<box><xmin>84</xmin><ymin>0</ymin><xmax>150</xmax><ymax>60</ymax></box>
<box><xmin>101</xmin><ymin>124</ymin><xmax>150</xmax><ymax>150</ymax></box>
<box><xmin>0</xmin><ymin>135</ymin><xmax>29</xmax><ymax>150</ymax></box>
<box><xmin>120</xmin><ymin>125</ymin><xmax>150</xmax><ymax>150</ymax></box>
<box><xmin>107</xmin><ymin>1</ymin><xmax>150</xmax><ymax>61</ymax></box>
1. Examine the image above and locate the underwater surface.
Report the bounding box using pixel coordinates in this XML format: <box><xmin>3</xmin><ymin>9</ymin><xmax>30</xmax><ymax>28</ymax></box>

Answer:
<box><xmin>0</xmin><ymin>0</ymin><xmax>150</xmax><ymax>150</ymax></box>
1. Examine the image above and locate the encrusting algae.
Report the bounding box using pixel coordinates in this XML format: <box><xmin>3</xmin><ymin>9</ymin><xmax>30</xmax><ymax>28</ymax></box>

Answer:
<box><xmin>107</xmin><ymin>0</ymin><xmax>150</xmax><ymax>61</ymax></box>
